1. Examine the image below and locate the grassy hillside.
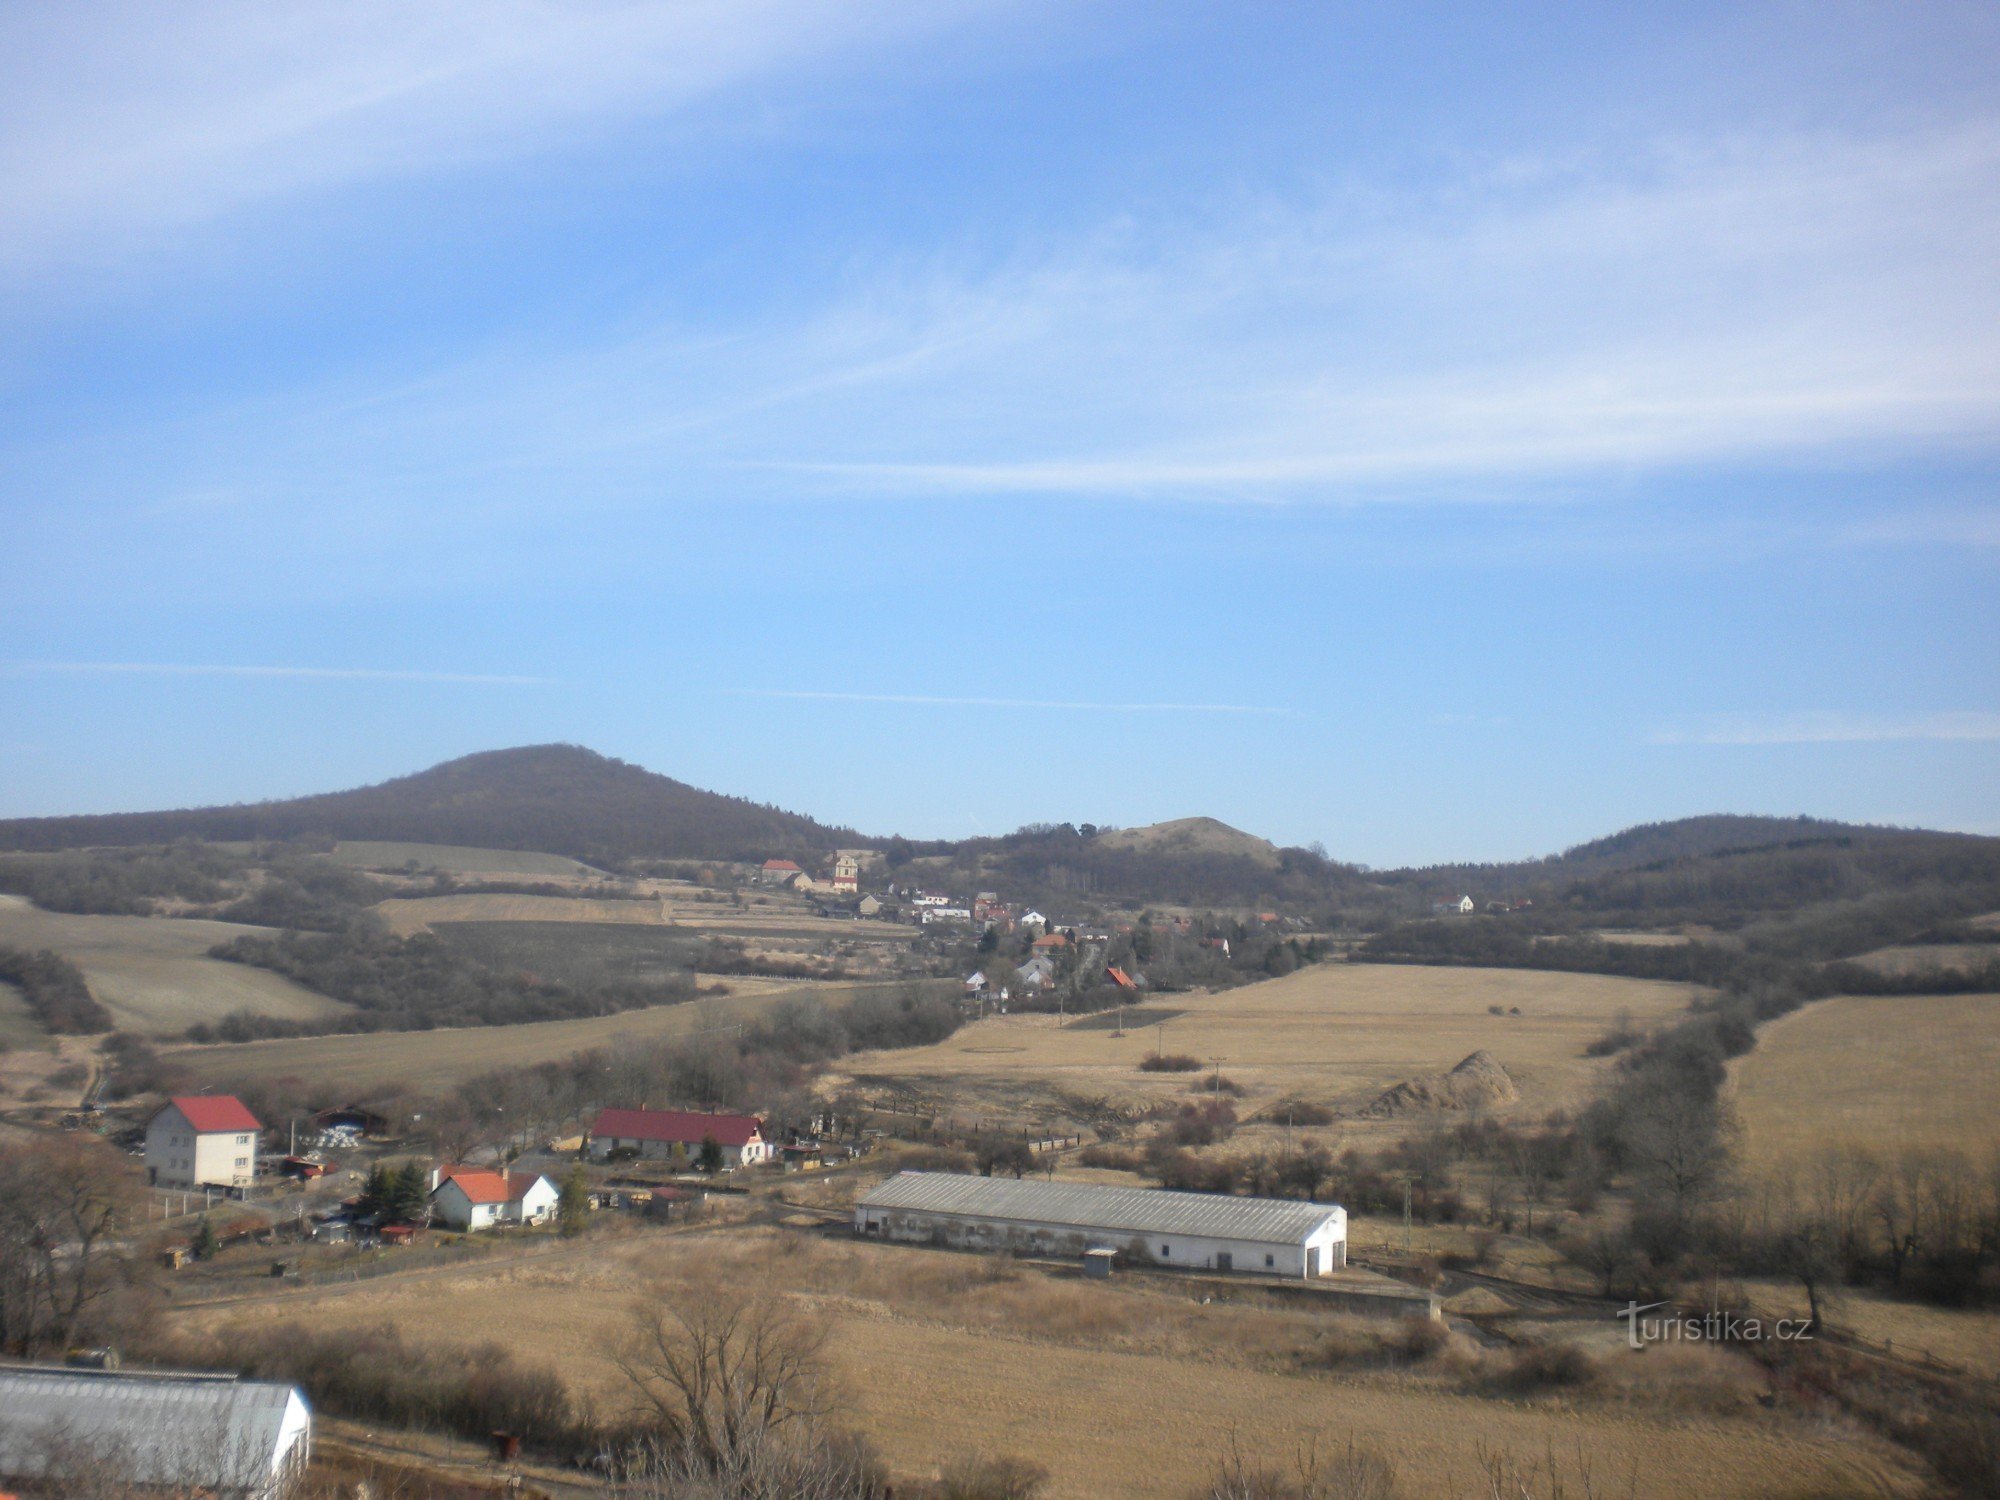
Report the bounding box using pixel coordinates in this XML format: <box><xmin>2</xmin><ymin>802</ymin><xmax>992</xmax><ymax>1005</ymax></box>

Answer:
<box><xmin>0</xmin><ymin>745</ymin><xmax>853</xmax><ymax>865</ymax></box>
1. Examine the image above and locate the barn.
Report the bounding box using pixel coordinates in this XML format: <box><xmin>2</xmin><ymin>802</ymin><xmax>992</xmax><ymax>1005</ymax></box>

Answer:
<box><xmin>854</xmin><ymin>1172</ymin><xmax>1347</xmax><ymax>1278</ymax></box>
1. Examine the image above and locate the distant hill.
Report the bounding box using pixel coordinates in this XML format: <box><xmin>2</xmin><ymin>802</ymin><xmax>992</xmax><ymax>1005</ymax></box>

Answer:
<box><xmin>0</xmin><ymin>745</ymin><xmax>853</xmax><ymax>866</ymax></box>
<box><xmin>1093</xmin><ymin>817</ymin><xmax>1282</xmax><ymax>867</ymax></box>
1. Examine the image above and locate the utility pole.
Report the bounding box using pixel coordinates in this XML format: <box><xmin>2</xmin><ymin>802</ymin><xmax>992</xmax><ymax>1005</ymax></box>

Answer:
<box><xmin>1209</xmin><ymin>1056</ymin><xmax>1227</xmax><ymax>1096</ymax></box>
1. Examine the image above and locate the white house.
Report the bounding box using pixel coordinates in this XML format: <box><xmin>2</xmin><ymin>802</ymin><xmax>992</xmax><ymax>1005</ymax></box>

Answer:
<box><xmin>146</xmin><ymin>1095</ymin><xmax>262</xmax><ymax>1191</ymax></box>
<box><xmin>1018</xmin><ymin>910</ymin><xmax>1048</xmax><ymax>933</ymax></box>
<box><xmin>427</xmin><ymin>1168</ymin><xmax>558</xmax><ymax>1231</ymax></box>
<box><xmin>587</xmin><ymin>1107</ymin><xmax>773</xmax><ymax>1167</ymax></box>
<box><xmin>856</xmin><ymin>1172</ymin><xmax>1349</xmax><ymax>1279</ymax></box>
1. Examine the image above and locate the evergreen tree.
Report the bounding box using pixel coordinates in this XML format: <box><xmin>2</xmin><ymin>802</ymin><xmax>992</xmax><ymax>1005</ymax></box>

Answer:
<box><xmin>697</xmin><ymin>1135</ymin><xmax>724</xmax><ymax>1174</ymax></box>
<box><xmin>558</xmin><ymin>1167</ymin><xmax>589</xmax><ymax>1238</ymax></box>
<box><xmin>191</xmin><ymin>1218</ymin><xmax>219</xmax><ymax>1260</ymax></box>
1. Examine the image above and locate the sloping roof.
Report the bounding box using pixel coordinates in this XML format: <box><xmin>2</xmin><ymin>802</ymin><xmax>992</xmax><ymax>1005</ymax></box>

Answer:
<box><xmin>1105</xmin><ymin>966</ymin><xmax>1138</xmax><ymax>989</ymax></box>
<box><xmin>592</xmin><ymin>1108</ymin><xmax>762</xmax><ymax>1148</ymax></box>
<box><xmin>761</xmin><ymin>859</ymin><xmax>802</xmax><ymax>871</ymax></box>
<box><xmin>858</xmin><ymin>1172</ymin><xmax>1343</xmax><ymax>1244</ymax></box>
<box><xmin>163</xmin><ymin>1095</ymin><xmax>262</xmax><ymax>1133</ymax></box>
<box><xmin>0</xmin><ymin>1366</ymin><xmax>308</xmax><ymax>1491</ymax></box>
<box><xmin>434</xmin><ymin>1169</ymin><xmax>547</xmax><ymax>1206</ymax></box>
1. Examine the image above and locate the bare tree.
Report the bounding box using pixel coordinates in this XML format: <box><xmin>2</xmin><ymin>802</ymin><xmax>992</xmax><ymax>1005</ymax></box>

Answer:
<box><xmin>617</xmin><ymin>1281</ymin><xmax>836</xmax><ymax>1475</ymax></box>
<box><xmin>0</xmin><ymin>1135</ymin><xmax>144</xmax><ymax>1356</ymax></box>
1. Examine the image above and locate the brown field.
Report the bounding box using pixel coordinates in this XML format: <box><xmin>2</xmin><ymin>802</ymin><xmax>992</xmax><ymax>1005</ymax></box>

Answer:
<box><xmin>164</xmin><ymin>979</ymin><xmax>867</xmax><ymax>1093</ymax></box>
<box><xmin>373</xmin><ymin>892</ymin><xmax>668</xmax><ymax>935</ymax></box>
<box><xmin>0</xmin><ymin>978</ymin><xmax>45</xmax><ymax>1049</ymax></box>
<box><xmin>1849</xmin><ymin>943</ymin><xmax>1998</xmax><ymax>977</ymax></box>
<box><xmin>179</xmin><ymin>1227</ymin><xmax>1920</xmax><ymax>1499</ymax></box>
<box><xmin>0</xmin><ymin>895</ymin><xmax>351</xmax><ymax>1037</ymax></box>
<box><xmin>837</xmin><ymin>963</ymin><xmax>1693</xmax><ymax>1136</ymax></box>
<box><xmin>326</xmin><ymin>841</ymin><xmax>601</xmax><ymax>877</ymax></box>
<box><xmin>1727</xmin><ymin>992</ymin><xmax>2000</xmax><ymax>1168</ymax></box>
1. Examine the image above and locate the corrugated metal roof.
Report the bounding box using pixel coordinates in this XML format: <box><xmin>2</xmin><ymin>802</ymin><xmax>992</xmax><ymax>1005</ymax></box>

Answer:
<box><xmin>0</xmin><ymin>1366</ymin><xmax>308</xmax><ymax>1493</ymax></box>
<box><xmin>858</xmin><ymin>1172</ymin><xmax>1342</xmax><ymax>1244</ymax></box>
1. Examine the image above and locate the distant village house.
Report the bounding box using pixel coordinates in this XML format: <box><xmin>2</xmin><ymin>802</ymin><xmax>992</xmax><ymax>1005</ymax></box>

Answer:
<box><xmin>145</xmin><ymin>1095</ymin><xmax>261</xmax><ymax>1192</ymax></box>
<box><xmin>587</xmin><ymin>1107</ymin><xmax>773</xmax><ymax>1168</ymax></box>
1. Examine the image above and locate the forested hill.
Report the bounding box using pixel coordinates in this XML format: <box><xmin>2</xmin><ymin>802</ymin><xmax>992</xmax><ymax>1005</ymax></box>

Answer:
<box><xmin>0</xmin><ymin>745</ymin><xmax>854</xmax><ymax>865</ymax></box>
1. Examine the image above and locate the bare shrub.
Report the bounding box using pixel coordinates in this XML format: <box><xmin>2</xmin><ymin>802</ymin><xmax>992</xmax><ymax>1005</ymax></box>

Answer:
<box><xmin>916</xmin><ymin>1454</ymin><xmax>1052</xmax><ymax>1499</ymax></box>
<box><xmin>1296</xmin><ymin>1316</ymin><xmax>1449</xmax><ymax>1373</ymax></box>
<box><xmin>1077</xmin><ymin>1143</ymin><xmax>1142</xmax><ymax>1171</ymax></box>
<box><xmin>1191</xmin><ymin>1074</ymin><xmax>1244</xmax><ymax>1096</ymax></box>
<box><xmin>1262</xmin><ymin>1100</ymin><xmax>1335</xmax><ymax>1127</ymax></box>
<box><xmin>1476</xmin><ymin>1340</ymin><xmax>1599</xmax><ymax>1397</ymax></box>
<box><xmin>1194</xmin><ymin>1432</ymin><xmax>1399</xmax><ymax>1500</ymax></box>
<box><xmin>1140</xmin><ymin>1052</ymin><xmax>1204</xmax><ymax>1073</ymax></box>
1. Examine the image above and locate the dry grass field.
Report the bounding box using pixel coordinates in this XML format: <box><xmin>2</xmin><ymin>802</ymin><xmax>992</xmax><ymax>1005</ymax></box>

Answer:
<box><xmin>373</xmin><ymin>892</ymin><xmax>667</xmax><ymax>935</ymax></box>
<box><xmin>0</xmin><ymin>895</ymin><xmax>351</xmax><ymax>1037</ymax></box>
<box><xmin>165</xmin><ymin>978</ymin><xmax>866</xmax><ymax>1093</ymax></box>
<box><xmin>0</xmin><ymin>978</ymin><xmax>45</xmax><ymax>1049</ymax></box>
<box><xmin>1849</xmin><ymin>943</ymin><xmax>1998</xmax><ymax>977</ymax></box>
<box><xmin>837</xmin><ymin>963</ymin><xmax>1693</xmax><ymax>1137</ymax></box>
<box><xmin>178</xmin><ymin>1227</ymin><xmax>1922</xmax><ymax>1499</ymax></box>
<box><xmin>1727</xmin><ymin>992</ymin><xmax>2000</xmax><ymax>1168</ymax></box>
<box><xmin>327</xmin><ymin>841</ymin><xmax>601</xmax><ymax>877</ymax></box>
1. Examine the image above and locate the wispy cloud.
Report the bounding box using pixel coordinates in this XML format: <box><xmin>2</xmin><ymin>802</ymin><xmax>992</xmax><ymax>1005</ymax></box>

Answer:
<box><xmin>9</xmin><ymin>661</ymin><xmax>550</xmax><ymax>686</ymax></box>
<box><xmin>732</xmin><ymin>688</ymin><xmax>1287</xmax><ymax>715</ymax></box>
<box><xmin>1654</xmin><ymin>712</ymin><xmax>2000</xmax><ymax>745</ymax></box>
<box><xmin>0</xmin><ymin>1</ymin><xmax>984</xmax><ymax>277</ymax></box>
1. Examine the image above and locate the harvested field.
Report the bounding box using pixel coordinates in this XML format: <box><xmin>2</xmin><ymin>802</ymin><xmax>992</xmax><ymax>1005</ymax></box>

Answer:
<box><xmin>177</xmin><ymin>1228</ymin><xmax>1921</xmax><ymax>1499</ymax></box>
<box><xmin>374</xmin><ymin>893</ymin><xmax>665</xmax><ymax>935</ymax></box>
<box><xmin>431</xmin><ymin>920</ymin><xmax>698</xmax><ymax>988</ymax></box>
<box><xmin>165</xmin><ymin>979</ymin><xmax>867</xmax><ymax>1092</ymax></box>
<box><xmin>327</xmin><ymin>841</ymin><xmax>600</xmax><ymax>877</ymax></box>
<box><xmin>838</xmin><ymin>963</ymin><xmax>1692</xmax><ymax>1135</ymax></box>
<box><xmin>1727</xmin><ymin>992</ymin><xmax>2000</xmax><ymax>1167</ymax></box>
<box><xmin>0</xmin><ymin>895</ymin><xmax>351</xmax><ymax>1037</ymax></box>
<box><xmin>1849</xmin><ymin>943</ymin><xmax>1998</xmax><ymax>977</ymax></box>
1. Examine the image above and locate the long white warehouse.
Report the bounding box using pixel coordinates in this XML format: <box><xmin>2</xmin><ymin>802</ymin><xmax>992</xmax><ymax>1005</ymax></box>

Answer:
<box><xmin>855</xmin><ymin>1171</ymin><xmax>1347</xmax><ymax>1277</ymax></box>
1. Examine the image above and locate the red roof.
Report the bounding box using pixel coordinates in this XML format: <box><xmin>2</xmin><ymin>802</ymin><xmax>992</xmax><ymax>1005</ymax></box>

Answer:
<box><xmin>1031</xmin><ymin>933</ymin><xmax>1069</xmax><ymax>949</ymax></box>
<box><xmin>166</xmin><ymin>1095</ymin><xmax>262</xmax><ymax>1133</ymax></box>
<box><xmin>762</xmin><ymin>859</ymin><xmax>802</xmax><ymax>871</ymax></box>
<box><xmin>434</xmin><ymin>1169</ymin><xmax>545</xmax><ymax>1205</ymax></box>
<box><xmin>592</xmin><ymin>1107</ymin><xmax>763</xmax><ymax>1148</ymax></box>
<box><xmin>1106</xmin><ymin>966</ymin><xmax>1139</xmax><ymax>990</ymax></box>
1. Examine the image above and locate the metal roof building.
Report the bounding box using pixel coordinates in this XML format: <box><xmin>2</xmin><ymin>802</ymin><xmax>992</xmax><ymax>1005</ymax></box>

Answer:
<box><xmin>0</xmin><ymin>1365</ymin><xmax>311</xmax><ymax>1499</ymax></box>
<box><xmin>855</xmin><ymin>1171</ymin><xmax>1347</xmax><ymax>1278</ymax></box>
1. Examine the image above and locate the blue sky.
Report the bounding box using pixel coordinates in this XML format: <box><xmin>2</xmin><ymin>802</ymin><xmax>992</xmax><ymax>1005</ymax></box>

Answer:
<box><xmin>2</xmin><ymin>1</ymin><xmax>1996</xmax><ymax>865</ymax></box>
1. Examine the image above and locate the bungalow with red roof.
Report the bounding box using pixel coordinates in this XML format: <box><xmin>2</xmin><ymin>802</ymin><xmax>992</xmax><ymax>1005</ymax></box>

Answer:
<box><xmin>428</xmin><ymin>1168</ymin><xmax>559</xmax><ymax>1231</ymax></box>
<box><xmin>587</xmin><ymin>1107</ymin><xmax>772</xmax><ymax>1168</ymax></box>
<box><xmin>145</xmin><ymin>1095</ymin><xmax>262</xmax><ymax>1191</ymax></box>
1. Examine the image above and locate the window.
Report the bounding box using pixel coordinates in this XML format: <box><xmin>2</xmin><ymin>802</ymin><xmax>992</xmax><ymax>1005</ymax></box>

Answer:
<box><xmin>1265</xmin><ymin>1254</ymin><xmax>1275</xmax><ymax>1268</ymax></box>
<box><xmin>235</xmin><ymin>1157</ymin><xmax>249</xmax><ymax>1167</ymax></box>
<box><xmin>1160</xmin><ymin>1244</ymin><xmax>1170</xmax><ymax>1257</ymax></box>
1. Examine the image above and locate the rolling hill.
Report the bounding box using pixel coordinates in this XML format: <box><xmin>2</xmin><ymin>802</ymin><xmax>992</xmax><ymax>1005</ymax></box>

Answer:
<box><xmin>0</xmin><ymin>745</ymin><xmax>854</xmax><ymax>865</ymax></box>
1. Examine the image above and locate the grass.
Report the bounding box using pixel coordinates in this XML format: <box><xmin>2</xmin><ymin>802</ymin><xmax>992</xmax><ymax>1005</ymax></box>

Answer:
<box><xmin>176</xmin><ymin>1226</ymin><xmax>1922</xmax><ymax>1499</ymax></box>
<box><xmin>1726</xmin><ymin>992</ymin><xmax>2000</xmax><ymax>1168</ymax></box>
<box><xmin>0</xmin><ymin>894</ymin><xmax>351</xmax><ymax>1037</ymax></box>
<box><xmin>433</xmin><ymin>920</ymin><xmax>702</xmax><ymax>988</ymax></box>
<box><xmin>327</xmin><ymin>841</ymin><xmax>601</xmax><ymax>877</ymax></box>
<box><xmin>839</xmin><ymin>962</ymin><xmax>1693</xmax><ymax>1137</ymax></box>
<box><xmin>165</xmin><ymin>979</ymin><xmax>870</xmax><ymax>1092</ymax></box>
<box><xmin>0</xmin><ymin>978</ymin><xmax>48</xmax><ymax>1048</ymax></box>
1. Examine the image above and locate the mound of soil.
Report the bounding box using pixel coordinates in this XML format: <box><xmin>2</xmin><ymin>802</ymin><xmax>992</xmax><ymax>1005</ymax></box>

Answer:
<box><xmin>1361</xmin><ymin>1050</ymin><xmax>1519</xmax><ymax>1118</ymax></box>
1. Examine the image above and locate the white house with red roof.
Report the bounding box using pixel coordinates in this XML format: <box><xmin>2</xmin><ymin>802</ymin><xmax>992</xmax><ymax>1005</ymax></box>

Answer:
<box><xmin>587</xmin><ymin>1107</ymin><xmax>772</xmax><ymax>1168</ymax></box>
<box><xmin>428</xmin><ymin>1168</ymin><xmax>559</xmax><ymax>1231</ymax></box>
<box><xmin>145</xmin><ymin>1095</ymin><xmax>262</xmax><ymax>1191</ymax></box>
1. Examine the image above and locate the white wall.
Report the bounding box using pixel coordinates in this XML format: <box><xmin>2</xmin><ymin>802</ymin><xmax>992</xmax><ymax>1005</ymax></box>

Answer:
<box><xmin>855</xmin><ymin>1205</ymin><xmax>1347</xmax><ymax>1279</ymax></box>
<box><xmin>144</xmin><ymin>1110</ymin><xmax>256</xmax><ymax>1191</ymax></box>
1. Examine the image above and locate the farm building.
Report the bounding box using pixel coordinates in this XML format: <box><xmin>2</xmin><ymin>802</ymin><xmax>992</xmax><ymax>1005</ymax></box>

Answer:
<box><xmin>587</xmin><ymin>1107</ymin><xmax>773</xmax><ymax>1167</ymax></box>
<box><xmin>428</xmin><ymin>1168</ymin><xmax>558</xmax><ymax>1231</ymax></box>
<box><xmin>145</xmin><ymin>1095</ymin><xmax>262</xmax><ymax>1192</ymax></box>
<box><xmin>855</xmin><ymin>1172</ymin><xmax>1347</xmax><ymax>1278</ymax></box>
<box><xmin>0</xmin><ymin>1365</ymin><xmax>311</xmax><ymax>1499</ymax></box>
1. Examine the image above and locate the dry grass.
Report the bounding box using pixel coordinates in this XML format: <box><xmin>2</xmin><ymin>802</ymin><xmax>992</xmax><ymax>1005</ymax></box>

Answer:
<box><xmin>1738</xmin><ymin>1279</ymin><xmax>2000</xmax><ymax>1381</ymax></box>
<box><xmin>178</xmin><ymin>1227</ymin><xmax>1921</xmax><ymax>1499</ymax></box>
<box><xmin>839</xmin><ymin>963</ymin><xmax>1693</xmax><ymax>1136</ymax></box>
<box><xmin>1849</xmin><ymin>943</ymin><xmax>1998</xmax><ymax>977</ymax></box>
<box><xmin>0</xmin><ymin>978</ymin><xmax>46</xmax><ymax>1048</ymax></box>
<box><xmin>165</xmin><ymin>981</ymin><xmax>870</xmax><ymax>1092</ymax></box>
<box><xmin>1727</xmin><ymin>992</ymin><xmax>2000</xmax><ymax>1167</ymax></box>
<box><xmin>0</xmin><ymin>895</ymin><xmax>351</xmax><ymax>1037</ymax></box>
